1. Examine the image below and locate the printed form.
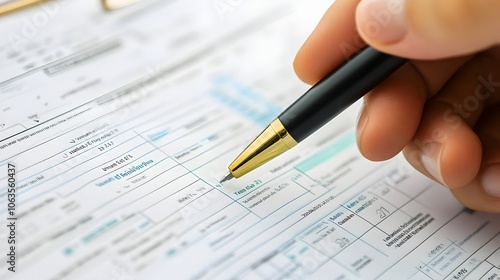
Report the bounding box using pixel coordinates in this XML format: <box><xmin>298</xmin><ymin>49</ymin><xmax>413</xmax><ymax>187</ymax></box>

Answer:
<box><xmin>1</xmin><ymin>1</ymin><xmax>499</xmax><ymax>279</ymax></box>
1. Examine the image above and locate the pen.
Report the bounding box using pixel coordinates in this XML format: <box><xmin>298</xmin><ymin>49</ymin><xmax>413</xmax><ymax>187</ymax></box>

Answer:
<box><xmin>220</xmin><ymin>47</ymin><xmax>407</xmax><ymax>183</ymax></box>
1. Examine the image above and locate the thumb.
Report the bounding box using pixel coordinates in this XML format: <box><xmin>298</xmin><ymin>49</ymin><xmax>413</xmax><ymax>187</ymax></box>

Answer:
<box><xmin>355</xmin><ymin>0</ymin><xmax>500</xmax><ymax>59</ymax></box>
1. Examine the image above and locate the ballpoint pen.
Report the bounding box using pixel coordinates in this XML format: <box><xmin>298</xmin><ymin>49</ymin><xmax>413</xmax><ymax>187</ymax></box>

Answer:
<box><xmin>220</xmin><ymin>46</ymin><xmax>407</xmax><ymax>183</ymax></box>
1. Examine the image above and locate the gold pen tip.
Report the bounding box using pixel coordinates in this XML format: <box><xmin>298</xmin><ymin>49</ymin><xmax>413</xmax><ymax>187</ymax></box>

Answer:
<box><xmin>219</xmin><ymin>172</ymin><xmax>234</xmax><ymax>183</ymax></box>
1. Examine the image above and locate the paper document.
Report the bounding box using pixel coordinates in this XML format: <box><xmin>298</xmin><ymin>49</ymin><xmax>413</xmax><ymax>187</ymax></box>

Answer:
<box><xmin>1</xmin><ymin>1</ymin><xmax>499</xmax><ymax>279</ymax></box>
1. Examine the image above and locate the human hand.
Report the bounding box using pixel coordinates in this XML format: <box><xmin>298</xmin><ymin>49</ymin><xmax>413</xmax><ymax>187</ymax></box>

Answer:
<box><xmin>294</xmin><ymin>0</ymin><xmax>500</xmax><ymax>212</ymax></box>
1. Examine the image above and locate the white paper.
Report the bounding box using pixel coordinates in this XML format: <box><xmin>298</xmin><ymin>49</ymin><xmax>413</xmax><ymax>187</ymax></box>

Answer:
<box><xmin>1</xmin><ymin>1</ymin><xmax>499</xmax><ymax>279</ymax></box>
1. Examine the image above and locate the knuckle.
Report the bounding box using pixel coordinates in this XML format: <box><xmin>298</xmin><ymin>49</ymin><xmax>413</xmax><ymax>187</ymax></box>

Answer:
<box><xmin>407</xmin><ymin>0</ymin><xmax>480</xmax><ymax>38</ymax></box>
<box><xmin>438</xmin><ymin>0</ymin><xmax>477</xmax><ymax>27</ymax></box>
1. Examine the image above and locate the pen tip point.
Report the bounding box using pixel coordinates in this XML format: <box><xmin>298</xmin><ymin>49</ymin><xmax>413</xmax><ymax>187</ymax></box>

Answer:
<box><xmin>219</xmin><ymin>172</ymin><xmax>234</xmax><ymax>183</ymax></box>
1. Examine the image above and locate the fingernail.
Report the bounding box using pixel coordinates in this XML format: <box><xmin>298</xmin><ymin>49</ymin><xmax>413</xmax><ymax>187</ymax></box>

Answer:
<box><xmin>356</xmin><ymin>105</ymin><xmax>368</xmax><ymax>137</ymax></box>
<box><xmin>356</xmin><ymin>104</ymin><xmax>368</xmax><ymax>150</ymax></box>
<box><xmin>357</xmin><ymin>0</ymin><xmax>407</xmax><ymax>43</ymax></box>
<box><xmin>482</xmin><ymin>165</ymin><xmax>500</xmax><ymax>198</ymax></box>
<box><xmin>420</xmin><ymin>142</ymin><xmax>444</xmax><ymax>184</ymax></box>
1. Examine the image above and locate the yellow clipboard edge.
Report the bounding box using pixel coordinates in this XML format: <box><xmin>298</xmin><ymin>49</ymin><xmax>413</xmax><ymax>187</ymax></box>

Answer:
<box><xmin>0</xmin><ymin>0</ymin><xmax>47</xmax><ymax>16</ymax></box>
<box><xmin>101</xmin><ymin>0</ymin><xmax>143</xmax><ymax>11</ymax></box>
<box><xmin>0</xmin><ymin>0</ymin><xmax>143</xmax><ymax>16</ymax></box>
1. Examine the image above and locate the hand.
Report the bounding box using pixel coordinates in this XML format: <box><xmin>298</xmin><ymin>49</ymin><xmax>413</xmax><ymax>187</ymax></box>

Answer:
<box><xmin>294</xmin><ymin>0</ymin><xmax>500</xmax><ymax>212</ymax></box>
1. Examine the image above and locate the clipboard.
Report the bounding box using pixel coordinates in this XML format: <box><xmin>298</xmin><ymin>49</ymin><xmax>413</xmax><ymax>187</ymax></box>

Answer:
<box><xmin>0</xmin><ymin>0</ymin><xmax>143</xmax><ymax>16</ymax></box>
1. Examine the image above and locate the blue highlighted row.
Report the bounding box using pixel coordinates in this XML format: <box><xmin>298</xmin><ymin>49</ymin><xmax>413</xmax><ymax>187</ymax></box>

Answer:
<box><xmin>210</xmin><ymin>75</ymin><xmax>281</xmax><ymax>127</ymax></box>
<box><xmin>296</xmin><ymin>132</ymin><xmax>356</xmax><ymax>172</ymax></box>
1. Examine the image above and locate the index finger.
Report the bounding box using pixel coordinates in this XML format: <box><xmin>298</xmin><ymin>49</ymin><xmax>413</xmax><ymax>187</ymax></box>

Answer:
<box><xmin>294</xmin><ymin>0</ymin><xmax>364</xmax><ymax>85</ymax></box>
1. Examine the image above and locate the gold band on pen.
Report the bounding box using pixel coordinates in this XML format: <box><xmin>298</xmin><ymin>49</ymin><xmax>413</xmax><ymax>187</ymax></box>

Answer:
<box><xmin>228</xmin><ymin>118</ymin><xmax>297</xmax><ymax>178</ymax></box>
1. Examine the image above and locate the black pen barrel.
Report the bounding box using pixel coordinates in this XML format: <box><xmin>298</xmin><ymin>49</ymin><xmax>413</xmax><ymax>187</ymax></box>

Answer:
<box><xmin>278</xmin><ymin>47</ymin><xmax>407</xmax><ymax>142</ymax></box>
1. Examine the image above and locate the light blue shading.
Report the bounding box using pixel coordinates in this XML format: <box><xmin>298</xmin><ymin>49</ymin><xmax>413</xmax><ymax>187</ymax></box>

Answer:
<box><xmin>148</xmin><ymin>129</ymin><xmax>170</xmax><ymax>141</ymax></box>
<box><xmin>82</xmin><ymin>219</ymin><xmax>118</xmax><ymax>243</ymax></box>
<box><xmin>210</xmin><ymin>75</ymin><xmax>281</xmax><ymax>127</ymax></box>
<box><xmin>139</xmin><ymin>221</ymin><xmax>150</xmax><ymax>229</ymax></box>
<box><xmin>296</xmin><ymin>132</ymin><xmax>356</xmax><ymax>172</ymax></box>
<box><xmin>63</xmin><ymin>247</ymin><xmax>73</xmax><ymax>256</ymax></box>
<box><xmin>166</xmin><ymin>248</ymin><xmax>176</xmax><ymax>256</ymax></box>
